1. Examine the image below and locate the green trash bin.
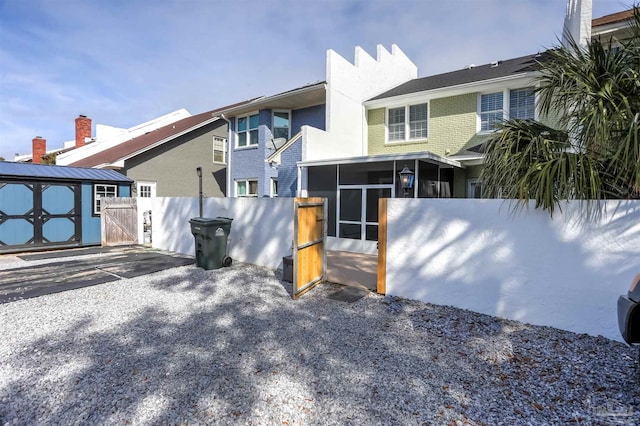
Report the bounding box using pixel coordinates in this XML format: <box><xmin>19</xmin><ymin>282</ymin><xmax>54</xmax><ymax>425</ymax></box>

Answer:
<box><xmin>189</xmin><ymin>217</ymin><xmax>233</xmax><ymax>270</ymax></box>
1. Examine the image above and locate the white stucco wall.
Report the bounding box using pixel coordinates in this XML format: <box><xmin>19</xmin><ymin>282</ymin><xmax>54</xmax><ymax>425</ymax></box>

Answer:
<box><xmin>148</xmin><ymin>197</ymin><xmax>294</xmax><ymax>269</ymax></box>
<box><xmin>384</xmin><ymin>199</ymin><xmax>640</xmax><ymax>341</ymax></box>
<box><xmin>303</xmin><ymin>45</ymin><xmax>418</xmax><ymax>162</ymax></box>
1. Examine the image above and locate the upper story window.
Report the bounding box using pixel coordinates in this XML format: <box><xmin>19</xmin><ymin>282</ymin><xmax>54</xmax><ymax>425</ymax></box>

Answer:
<box><xmin>273</xmin><ymin>111</ymin><xmax>290</xmax><ymax>140</ymax></box>
<box><xmin>479</xmin><ymin>88</ymin><xmax>536</xmax><ymax>132</ymax></box>
<box><xmin>509</xmin><ymin>87</ymin><xmax>535</xmax><ymax>120</ymax></box>
<box><xmin>93</xmin><ymin>184</ymin><xmax>117</xmax><ymax>215</ymax></box>
<box><xmin>213</xmin><ymin>136</ymin><xmax>227</xmax><ymax>163</ymax></box>
<box><xmin>480</xmin><ymin>92</ymin><xmax>504</xmax><ymax>132</ymax></box>
<box><xmin>237</xmin><ymin>114</ymin><xmax>259</xmax><ymax>148</ymax></box>
<box><xmin>387</xmin><ymin>103</ymin><xmax>428</xmax><ymax>142</ymax></box>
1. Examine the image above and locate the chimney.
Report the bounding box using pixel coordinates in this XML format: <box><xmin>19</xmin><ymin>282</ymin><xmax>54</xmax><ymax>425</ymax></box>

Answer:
<box><xmin>32</xmin><ymin>137</ymin><xmax>46</xmax><ymax>164</ymax></box>
<box><xmin>563</xmin><ymin>0</ymin><xmax>592</xmax><ymax>49</ymax></box>
<box><xmin>75</xmin><ymin>115</ymin><xmax>92</xmax><ymax>147</ymax></box>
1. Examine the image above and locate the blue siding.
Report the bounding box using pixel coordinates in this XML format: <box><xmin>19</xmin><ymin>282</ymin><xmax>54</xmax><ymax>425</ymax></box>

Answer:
<box><xmin>292</xmin><ymin>104</ymin><xmax>325</xmax><ymax>133</ymax></box>
<box><xmin>229</xmin><ymin>103</ymin><xmax>325</xmax><ymax>198</ymax></box>
<box><xmin>119</xmin><ymin>184</ymin><xmax>131</xmax><ymax>197</ymax></box>
<box><xmin>81</xmin><ymin>183</ymin><xmax>101</xmax><ymax>244</ymax></box>
<box><xmin>278</xmin><ymin>138</ymin><xmax>302</xmax><ymax>197</ymax></box>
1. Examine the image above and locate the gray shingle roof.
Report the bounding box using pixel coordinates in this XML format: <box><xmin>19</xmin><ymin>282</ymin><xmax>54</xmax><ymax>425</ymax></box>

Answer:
<box><xmin>0</xmin><ymin>161</ymin><xmax>132</xmax><ymax>182</ymax></box>
<box><xmin>369</xmin><ymin>52</ymin><xmax>551</xmax><ymax>101</ymax></box>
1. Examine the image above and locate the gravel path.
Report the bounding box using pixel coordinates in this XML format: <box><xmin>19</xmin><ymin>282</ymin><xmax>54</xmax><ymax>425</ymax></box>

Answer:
<box><xmin>0</xmin><ymin>255</ymin><xmax>638</xmax><ymax>425</ymax></box>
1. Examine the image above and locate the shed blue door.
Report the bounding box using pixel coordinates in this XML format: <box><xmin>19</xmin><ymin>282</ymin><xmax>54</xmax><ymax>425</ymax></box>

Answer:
<box><xmin>0</xmin><ymin>182</ymin><xmax>81</xmax><ymax>252</ymax></box>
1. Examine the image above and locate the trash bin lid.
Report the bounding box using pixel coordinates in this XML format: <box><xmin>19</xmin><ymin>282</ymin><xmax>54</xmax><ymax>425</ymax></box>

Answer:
<box><xmin>189</xmin><ymin>217</ymin><xmax>222</xmax><ymax>225</ymax></box>
<box><xmin>214</xmin><ymin>216</ymin><xmax>233</xmax><ymax>223</ymax></box>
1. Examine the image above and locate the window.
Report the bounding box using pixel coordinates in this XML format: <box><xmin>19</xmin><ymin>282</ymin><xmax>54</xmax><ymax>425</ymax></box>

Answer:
<box><xmin>387</xmin><ymin>103</ymin><xmax>428</xmax><ymax>142</ymax></box>
<box><xmin>94</xmin><ymin>184</ymin><xmax>117</xmax><ymax>214</ymax></box>
<box><xmin>467</xmin><ymin>179</ymin><xmax>482</xmax><ymax>198</ymax></box>
<box><xmin>213</xmin><ymin>136</ymin><xmax>226</xmax><ymax>163</ymax></box>
<box><xmin>272</xmin><ymin>111</ymin><xmax>290</xmax><ymax>140</ymax></box>
<box><xmin>136</xmin><ymin>182</ymin><xmax>156</xmax><ymax>198</ymax></box>
<box><xmin>509</xmin><ymin>87</ymin><xmax>535</xmax><ymax>120</ymax></box>
<box><xmin>237</xmin><ymin>114</ymin><xmax>259</xmax><ymax>147</ymax></box>
<box><xmin>236</xmin><ymin>179</ymin><xmax>258</xmax><ymax>197</ymax></box>
<box><xmin>480</xmin><ymin>92</ymin><xmax>504</xmax><ymax>132</ymax></box>
<box><xmin>388</xmin><ymin>107</ymin><xmax>405</xmax><ymax>141</ymax></box>
<box><xmin>270</xmin><ymin>178</ymin><xmax>278</xmax><ymax>197</ymax></box>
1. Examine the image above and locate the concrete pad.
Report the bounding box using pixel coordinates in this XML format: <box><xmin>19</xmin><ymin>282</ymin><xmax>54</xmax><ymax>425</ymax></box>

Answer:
<box><xmin>0</xmin><ymin>247</ymin><xmax>194</xmax><ymax>304</ymax></box>
<box><xmin>326</xmin><ymin>250</ymin><xmax>377</xmax><ymax>291</ymax></box>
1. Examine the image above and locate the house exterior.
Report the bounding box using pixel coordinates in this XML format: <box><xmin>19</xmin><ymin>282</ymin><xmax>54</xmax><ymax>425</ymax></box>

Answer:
<box><xmin>222</xmin><ymin>45</ymin><xmax>418</xmax><ymax>199</ymax></box>
<box><xmin>0</xmin><ymin>161</ymin><xmax>131</xmax><ymax>253</ymax></box>
<box><xmin>289</xmin><ymin>3</ymin><xmax>638</xmax><ymax>254</ymax></box>
<box><xmin>55</xmin><ymin>110</ymin><xmax>192</xmax><ymax>167</ymax></box>
<box><xmin>67</xmin><ymin>103</ymin><xmax>252</xmax><ymax>198</ymax></box>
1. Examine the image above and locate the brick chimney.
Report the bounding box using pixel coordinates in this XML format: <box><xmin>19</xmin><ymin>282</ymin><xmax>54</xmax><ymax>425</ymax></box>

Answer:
<box><xmin>32</xmin><ymin>137</ymin><xmax>46</xmax><ymax>164</ymax></box>
<box><xmin>75</xmin><ymin>115</ymin><xmax>92</xmax><ymax>147</ymax></box>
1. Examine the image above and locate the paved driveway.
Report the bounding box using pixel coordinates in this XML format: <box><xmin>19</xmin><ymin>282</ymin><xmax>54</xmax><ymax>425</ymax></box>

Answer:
<box><xmin>0</xmin><ymin>246</ymin><xmax>194</xmax><ymax>303</ymax></box>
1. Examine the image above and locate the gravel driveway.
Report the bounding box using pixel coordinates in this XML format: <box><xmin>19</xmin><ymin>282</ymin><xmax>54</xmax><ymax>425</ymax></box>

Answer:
<box><xmin>0</xmin><ymin>253</ymin><xmax>638</xmax><ymax>425</ymax></box>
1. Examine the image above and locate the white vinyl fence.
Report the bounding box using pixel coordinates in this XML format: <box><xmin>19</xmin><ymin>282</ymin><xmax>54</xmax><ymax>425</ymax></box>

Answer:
<box><xmin>143</xmin><ymin>197</ymin><xmax>294</xmax><ymax>270</ymax></box>
<box><xmin>384</xmin><ymin>199</ymin><xmax>640</xmax><ymax>341</ymax></box>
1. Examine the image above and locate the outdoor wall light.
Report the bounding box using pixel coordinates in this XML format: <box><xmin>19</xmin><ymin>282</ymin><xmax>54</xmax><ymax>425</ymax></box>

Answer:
<box><xmin>399</xmin><ymin>165</ymin><xmax>415</xmax><ymax>198</ymax></box>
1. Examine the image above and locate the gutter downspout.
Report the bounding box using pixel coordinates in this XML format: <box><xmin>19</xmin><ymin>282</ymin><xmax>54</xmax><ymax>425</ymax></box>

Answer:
<box><xmin>215</xmin><ymin>113</ymin><xmax>232</xmax><ymax>197</ymax></box>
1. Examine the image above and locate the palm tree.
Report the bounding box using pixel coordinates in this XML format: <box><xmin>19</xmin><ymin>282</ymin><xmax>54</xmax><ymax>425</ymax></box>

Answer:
<box><xmin>481</xmin><ymin>7</ymin><xmax>640</xmax><ymax>216</ymax></box>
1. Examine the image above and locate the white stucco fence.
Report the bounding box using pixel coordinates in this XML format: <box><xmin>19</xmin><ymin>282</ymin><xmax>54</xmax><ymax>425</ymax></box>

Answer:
<box><xmin>144</xmin><ymin>197</ymin><xmax>294</xmax><ymax>270</ymax></box>
<box><xmin>384</xmin><ymin>199</ymin><xmax>640</xmax><ymax>342</ymax></box>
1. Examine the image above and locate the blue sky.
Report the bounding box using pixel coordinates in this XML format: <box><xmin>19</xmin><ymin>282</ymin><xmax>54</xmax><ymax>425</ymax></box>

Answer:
<box><xmin>0</xmin><ymin>0</ymin><xmax>629</xmax><ymax>160</ymax></box>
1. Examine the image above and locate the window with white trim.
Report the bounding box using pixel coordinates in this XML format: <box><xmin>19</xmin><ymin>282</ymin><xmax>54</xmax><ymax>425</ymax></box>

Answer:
<box><xmin>236</xmin><ymin>179</ymin><xmax>258</xmax><ymax>197</ymax></box>
<box><xmin>509</xmin><ymin>87</ymin><xmax>535</xmax><ymax>120</ymax></box>
<box><xmin>213</xmin><ymin>136</ymin><xmax>226</xmax><ymax>163</ymax></box>
<box><xmin>272</xmin><ymin>111</ymin><xmax>290</xmax><ymax>141</ymax></box>
<box><xmin>270</xmin><ymin>178</ymin><xmax>278</xmax><ymax>197</ymax></box>
<box><xmin>137</xmin><ymin>182</ymin><xmax>156</xmax><ymax>198</ymax></box>
<box><xmin>93</xmin><ymin>184</ymin><xmax>117</xmax><ymax>214</ymax></box>
<box><xmin>387</xmin><ymin>103</ymin><xmax>428</xmax><ymax>142</ymax></box>
<box><xmin>480</xmin><ymin>92</ymin><xmax>504</xmax><ymax>132</ymax></box>
<box><xmin>237</xmin><ymin>114</ymin><xmax>259</xmax><ymax>148</ymax></box>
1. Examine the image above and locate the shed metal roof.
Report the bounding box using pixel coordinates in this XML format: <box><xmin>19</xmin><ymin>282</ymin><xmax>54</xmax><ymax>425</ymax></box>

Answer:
<box><xmin>0</xmin><ymin>161</ymin><xmax>132</xmax><ymax>182</ymax></box>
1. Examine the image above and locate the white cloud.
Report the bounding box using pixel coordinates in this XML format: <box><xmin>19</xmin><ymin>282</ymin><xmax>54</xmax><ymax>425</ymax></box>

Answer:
<box><xmin>0</xmin><ymin>0</ymin><xmax>629</xmax><ymax>160</ymax></box>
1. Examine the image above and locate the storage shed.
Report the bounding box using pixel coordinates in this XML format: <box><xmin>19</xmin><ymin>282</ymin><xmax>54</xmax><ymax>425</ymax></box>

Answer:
<box><xmin>0</xmin><ymin>162</ymin><xmax>132</xmax><ymax>253</ymax></box>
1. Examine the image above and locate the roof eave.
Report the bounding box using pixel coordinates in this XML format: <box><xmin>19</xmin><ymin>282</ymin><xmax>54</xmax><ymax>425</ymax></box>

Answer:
<box><xmin>297</xmin><ymin>151</ymin><xmax>463</xmax><ymax>169</ymax></box>
<box><xmin>365</xmin><ymin>71</ymin><xmax>542</xmax><ymax>107</ymax></box>
<box><xmin>215</xmin><ymin>83</ymin><xmax>327</xmax><ymax>117</ymax></box>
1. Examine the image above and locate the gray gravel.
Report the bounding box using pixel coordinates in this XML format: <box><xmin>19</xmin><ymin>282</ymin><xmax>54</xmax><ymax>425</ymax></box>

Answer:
<box><xmin>0</xmin><ymin>254</ymin><xmax>638</xmax><ymax>425</ymax></box>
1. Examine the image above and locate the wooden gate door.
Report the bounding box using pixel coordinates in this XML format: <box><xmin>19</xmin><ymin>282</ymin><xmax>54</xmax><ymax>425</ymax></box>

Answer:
<box><xmin>101</xmin><ymin>197</ymin><xmax>138</xmax><ymax>246</ymax></box>
<box><xmin>293</xmin><ymin>197</ymin><xmax>327</xmax><ymax>299</ymax></box>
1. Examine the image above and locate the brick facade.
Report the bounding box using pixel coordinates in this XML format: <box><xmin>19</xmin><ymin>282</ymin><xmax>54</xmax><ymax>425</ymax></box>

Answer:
<box><xmin>229</xmin><ymin>104</ymin><xmax>325</xmax><ymax>198</ymax></box>
<box><xmin>367</xmin><ymin>93</ymin><xmax>482</xmax><ymax>157</ymax></box>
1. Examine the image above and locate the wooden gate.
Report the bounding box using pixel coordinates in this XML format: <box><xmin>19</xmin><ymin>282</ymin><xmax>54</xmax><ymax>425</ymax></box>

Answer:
<box><xmin>292</xmin><ymin>197</ymin><xmax>327</xmax><ymax>299</ymax></box>
<box><xmin>101</xmin><ymin>197</ymin><xmax>138</xmax><ymax>246</ymax></box>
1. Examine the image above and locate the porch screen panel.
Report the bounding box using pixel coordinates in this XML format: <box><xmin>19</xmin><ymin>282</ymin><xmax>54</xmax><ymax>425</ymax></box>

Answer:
<box><xmin>308</xmin><ymin>165</ymin><xmax>337</xmax><ymax>237</ymax></box>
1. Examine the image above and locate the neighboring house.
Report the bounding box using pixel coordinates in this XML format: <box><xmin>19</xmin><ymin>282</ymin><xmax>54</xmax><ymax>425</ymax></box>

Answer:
<box><xmin>55</xmin><ymin>110</ymin><xmax>192</xmax><ymax>166</ymax></box>
<box><xmin>220</xmin><ymin>45</ymin><xmax>417</xmax><ymax>199</ymax></box>
<box><xmin>68</xmin><ymin>102</ymin><xmax>252</xmax><ymax>198</ymax></box>
<box><xmin>0</xmin><ymin>161</ymin><xmax>131</xmax><ymax>253</ymax></box>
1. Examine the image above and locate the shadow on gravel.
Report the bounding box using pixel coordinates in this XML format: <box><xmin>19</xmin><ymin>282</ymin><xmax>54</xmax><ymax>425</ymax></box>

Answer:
<box><xmin>0</xmin><ymin>264</ymin><xmax>639</xmax><ymax>425</ymax></box>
